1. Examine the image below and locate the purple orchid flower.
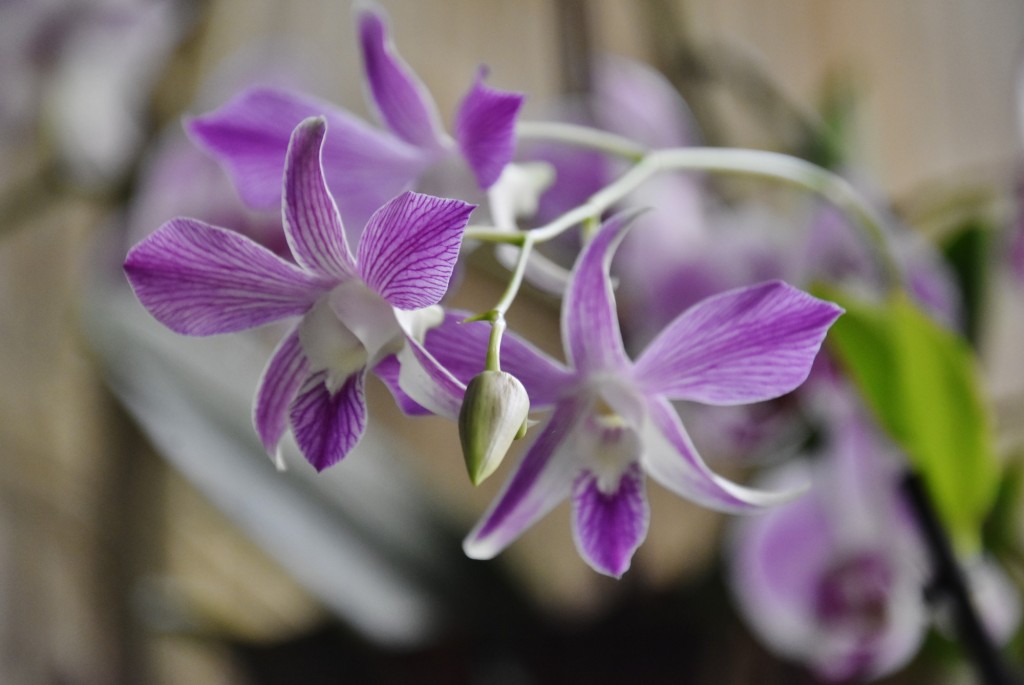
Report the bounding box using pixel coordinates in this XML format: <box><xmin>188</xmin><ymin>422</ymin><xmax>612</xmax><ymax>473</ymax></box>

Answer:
<box><xmin>186</xmin><ymin>6</ymin><xmax>522</xmax><ymax>233</ymax></box>
<box><xmin>729</xmin><ymin>400</ymin><xmax>930</xmax><ymax>682</ymax></box>
<box><xmin>400</xmin><ymin>211</ymin><xmax>842</xmax><ymax>577</ymax></box>
<box><xmin>124</xmin><ymin>116</ymin><xmax>475</xmax><ymax>471</ymax></box>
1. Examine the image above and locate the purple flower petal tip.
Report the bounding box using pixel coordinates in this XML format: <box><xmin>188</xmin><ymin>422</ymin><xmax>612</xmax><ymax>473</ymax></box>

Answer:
<box><xmin>455</xmin><ymin>69</ymin><xmax>525</xmax><ymax>189</ymax></box>
<box><xmin>124</xmin><ymin>217</ymin><xmax>324</xmax><ymax>336</ymax></box>
<box><xmin>358</xmin><ymin>191</ymin><xmax>476</xmax><ymax>309</ymax></box>
<box><xmin>572</xmin><ymin>463</ymin><xmax>649</xmax><ymax>578</ymax></box>
<box><xmin>358</xmin><ymin>6</ymin><xmax>447</xmax><ymax>151</ymax></box>
<box><xmin>634</xmin><ymin>280</ymin><xmax>843</xmax><ymax>405</ymax></box>
<box><xmin>290</xmin><ymin>371</ymin><xmax>368</xmax><ymax>471</ymax></box>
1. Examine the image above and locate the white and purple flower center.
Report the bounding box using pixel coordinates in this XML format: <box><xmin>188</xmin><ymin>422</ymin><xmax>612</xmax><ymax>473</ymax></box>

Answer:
<box><xmin>814</xmin><ymin>552</ymin><xmax>893</xmax><ymax>636</ymax></box>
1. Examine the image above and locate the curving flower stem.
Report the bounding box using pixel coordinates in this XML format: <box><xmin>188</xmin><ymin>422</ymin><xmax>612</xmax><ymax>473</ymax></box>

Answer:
<box><xmin>466</xmin><ymin>234</ymin><xmax>537</xmax><ymax>372</ymax></box>
<box><xmin>466</xmin><ymin>124</ymin><xmax>905</xmax><ymax>372</ymax></box>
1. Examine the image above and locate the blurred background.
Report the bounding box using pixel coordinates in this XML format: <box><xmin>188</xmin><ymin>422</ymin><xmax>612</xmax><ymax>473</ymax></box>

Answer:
<box><xmin>2</xmin><ymin>0</ymin><xmax>1024</xmax><ymax>683</ymax></box>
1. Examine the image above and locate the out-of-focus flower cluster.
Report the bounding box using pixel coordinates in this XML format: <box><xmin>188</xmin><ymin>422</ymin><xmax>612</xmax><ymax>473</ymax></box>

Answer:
<box><xmin>107</xmin><ymin>3</ymin><xmax>1023</xmax><ymax>682</ymax></box>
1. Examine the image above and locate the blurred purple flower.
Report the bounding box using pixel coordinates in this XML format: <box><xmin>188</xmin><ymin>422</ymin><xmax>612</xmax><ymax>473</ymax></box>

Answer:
<box><xmin>729</xmin><ymin>400</ymin><xmax>929</xmax><ymax>682</ymax></box>
<box><xmin>402</xmin><ymin>211</ymin><xmax>841</xmax><ymax>577</ymax></box>
<box><xmin>125</xmin><ymin>117</ymin><xmax>474</xmax><ymax>471</ymax></box>
<box><xmin>187</xmin><ymin>6</ymin><xmax>522</xmax><ymax>234</ymax></box>
<box><xmin>0</xmin><ymin>0</ymin><xmax>185</xmax><ymax>185</ymax></box>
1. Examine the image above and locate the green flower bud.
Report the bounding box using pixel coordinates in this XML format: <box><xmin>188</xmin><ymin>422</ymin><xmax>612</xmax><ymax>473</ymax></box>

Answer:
<box><xmin>458</xmin><ymin>370</ymin><xmax>530</xmax><ymax>485</ymax></box>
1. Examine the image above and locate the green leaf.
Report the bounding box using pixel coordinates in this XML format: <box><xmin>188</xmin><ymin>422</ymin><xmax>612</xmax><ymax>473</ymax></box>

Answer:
<box><xmin>817</xmin><ymin>286</ymin><xmax>1000</xmax><ymax>552</ymax></box>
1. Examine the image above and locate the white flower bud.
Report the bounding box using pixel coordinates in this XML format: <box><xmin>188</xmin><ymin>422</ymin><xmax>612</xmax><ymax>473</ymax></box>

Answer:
<box><xmin>458</xmin><ymin>370</ymin><xmax>530</xmax><ymax>485</ymax></box>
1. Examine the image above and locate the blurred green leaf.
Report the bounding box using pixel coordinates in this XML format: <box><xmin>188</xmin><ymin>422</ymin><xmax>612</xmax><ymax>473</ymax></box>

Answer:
<box><xmin>818</xmin><ymin>286</ymin><xmax>1000</xmax><ymax>552</ymax></box>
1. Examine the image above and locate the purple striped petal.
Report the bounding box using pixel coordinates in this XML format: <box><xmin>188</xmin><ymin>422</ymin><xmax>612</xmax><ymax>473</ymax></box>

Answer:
<box><xmin>358</xmin><ymin>9</ymin><xmax>447</xmax><ymax>151</ymax></box>
<box><xmin>373</xmin><ymin>354</ymin><xmax>430</xmax><ymax>415</ymax></box>
<box><xmin>463</xmin><ymin>399</ymin><xmax>587</xmax><ymax>560</ymax></box>
<box><xmin>454</xmin><ymin>69</ymin><xmax>524</xmax><ymax>189</ymax></box>
<box><xmin>124</xmin><ymin>218</ymin><xmax>326</xmax><ymax>335</ymax></box>
<box><xmin>562</xmin><ymin>211</ymin><xmax>637</xmax><ymax>373</ymax></box>
<box><xmin>253</xmin><ymin>326</ymin><xmax>310</xmax><ymax>455</ymax></box>
<box><xmin>634</xmin><ymin>281</ymin><xmax>843</xmax><ymax>405</ymax></box>
<box><xmin>572</xmin><ymin>462</ymin><xmax>649</xmax><ymax>578</ymax></box>
<box><xmin>420</xmin><ymin>311</ymin><xmax>572</xmax><ymax>407</ymax></box>
<box><xmin>282</xmin><ymin>117</ymin><xmax>357</xmax><ymax>280</ymax></box>
<box><xmin>357</xmin><ymin>191</ymin><xmax>475</xmax><ymax>310</ymax></box>
<box><xmin>396</xmin><ymin>336</ymin><xmax>466</xmax><ymax>420</ymax></box>
<box><xmin>187</xmin><ymin>86</ymin><xmax>431</xmax><ymax>228</ymax></box>
<box><xmin>643</xmin><ymin>397</ymin><xmax>800</xmax><ymax>512</ymax></box>
<box><xmin>290</xmin><ymin>369</ymin><xmax>368</xmax><ymax>471</ymax></box>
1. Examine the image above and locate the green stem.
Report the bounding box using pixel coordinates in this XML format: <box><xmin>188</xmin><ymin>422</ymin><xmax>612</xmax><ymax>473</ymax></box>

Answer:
<box><xmin>515</xmin><ymin>121</ymin><xmax>647</xmax><ymax>161</ymax></box>
<box><xmin>468</xmin><ymin>138</ymin><xmax>902</xmax><ymax>290</ymax></box>
<box><xmin>480</xmin><ymin>235</ymin><xmax>537</xmax><ymax>371</ymax></box>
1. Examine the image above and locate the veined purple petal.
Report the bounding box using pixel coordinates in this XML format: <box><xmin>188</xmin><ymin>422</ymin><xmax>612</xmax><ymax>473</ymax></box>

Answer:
<box><xmin>562</xmin><ymin>211</ymin><xmax>638</xmax><ymax>373</ymax></box>
<box><xmin>124</xmin><ymin>218</ymin><xmax>327</xmax><ymax>335</ymax></box>
<box><xmin>290</xmin><ymin>369</ymin><xmax>368</xmax><ymax>471</ymax></box>
<box><xmin>358</xmin><ymin>8</ymin><xmax>447</xmax><ymax>151</ymax></box>
<box><xmin>571</xmin><ymin>462</ymin><xmax>649</xmax><ymax>578</ymax></box>
<box><xmin>373</xmin><ymin>354</ymin><xmax>430</xmax><ymax>415</ymax></box>
<box><xmin>357</xmin><ymin>192</ymin><xmax>475</xmax><ymax>310</ymax></box>
<box><xmin>643</xmin><ymin>397</ymin><xmax>801</xmax><ymax>512</ymax></box>
<box><xmin>186</xmin><ymin>86</ymin><xmax>431</xmax><ymax>228</ymax></box>
<box><xmin>420</xmin><ymin>311</ymin><xmax>572</xmax><ymax>407</ymax></box>
<box><xmin>253</xmin><ymin>326</ymin><xmax>310</xmax><ymax>455</ymax></box>
<box><xmin>454</xmin><ymin>69</ymin><xmax>524</xmax><ymax>189</ymax></box>
<box><xmin>282</xmin><ymin>117</ymin><xmax>356</xmax><ymax>280</ymax></box>
<box><xmin>396</xmin><ymin>336</ymin><xmax>466</xmax><ymax>420</ymax></box>
<box><xmin>634</xmin><ymin>281</ymin><xmax>843</xmax><ymax>405</ymax></box>
<box><xmin>464</xmin><ymin>398</ymin><xmax>587</xmax><ymax>560</ymax></box>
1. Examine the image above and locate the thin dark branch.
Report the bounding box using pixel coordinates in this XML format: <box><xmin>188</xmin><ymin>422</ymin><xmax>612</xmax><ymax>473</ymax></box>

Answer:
<box><xmin>900</xmin><ymin>470</ymin><xmax>1020</xmax><ymax>685</ymax></box>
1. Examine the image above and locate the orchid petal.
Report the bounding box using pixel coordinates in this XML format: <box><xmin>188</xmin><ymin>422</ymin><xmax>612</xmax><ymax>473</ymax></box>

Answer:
<box><xmin>373</xmin><ymin>354</ymin><xmax>430</xmax><ymax>415</ymax></box>
<box><xmin>464</xmin><ymin>398</ymin><xmax>587</xmax><ymax>560</ymax></box>
<box><xmin>562</xmin><ymin>211</ymin><xmax>638</xmax><ymax>373</ymax></box>
<box><xmin>358</xmin><ymin>9</ymin><xmax>448</xmax><ymax>151</ymax></box>
<box><xmin>187</xmin><ymin>86</ymin><xmax>431</xmax><ymax>227</ymax></box>
<box><xmin>571</xmin><ymin>462</ymin><xmax>649</xmax><ymax>578</ymax></box>
<box><xmin>454</xmin><ymin>69</ymin><xmax>524</xmax><ymax>189</ymax></box>
<box><xmin>289</xmin><ymin>369</ymin><xmax>368</xmax><ymax>471</ymax></box>
<box><xmin>728</xmin><ymin>471</ymin><xmax>836</xmax><ymax>661</ymax></box>
<box><xmin>634</xmin><ymin>281</ymin><xmax>843</xmax><ymax>404</ymax></box>
<box><xmin>253</xmin><ymin>326</ymin><xmax>309</xmax><ymax>456</ymax></box>
<box><xmin>396</xmin><ymin>336</ymin><xmax>466</xmax><ymax>421</ymax></box>
<box><xmin>124</xmin><ymin>218</ymin><xmax>326</xmax><ymax>335</ymax></box>
<box><xmin>282</xmin><ymin>117</ymin><xmax>357</xmax><ymax>280</ymax></box>
<box><xmin>357</xmin><ymin>191</ymin><xmax>475</xmax><ymax>310</ymax></box>
<box><xmin>643</xmin><ymin>397</ymin><xmax>801</xmax><ymax>512</ymax></box>
<box><xmin>419</xmin><ymin>311</ymin><xmax>572</xmax><ymax>407</ymax></box>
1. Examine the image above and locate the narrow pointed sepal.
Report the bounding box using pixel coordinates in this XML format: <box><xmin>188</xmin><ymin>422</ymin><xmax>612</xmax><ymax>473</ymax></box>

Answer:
<box><xmin>458</xmin><ymin>371</ymin><xmax>530</xmax><ymax>485</ymax></box>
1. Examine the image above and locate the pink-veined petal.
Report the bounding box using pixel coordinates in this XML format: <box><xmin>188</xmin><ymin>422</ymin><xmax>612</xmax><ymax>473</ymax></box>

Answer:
<box><xmin>124</xmin><ymin>218</ymin><xmax>327</xmax><ymax>335</ymax></box>
<box><xmin>419</xmin><ymin>311</ymin><xmax>572</xmax><ymax>407</ymax></box>
<box><xmin>358</xmin><ymin>8</ymin><xmax>448</xmax><ymax>151</ymax></box>
<box><xmin>454</xmin><ymin>69</ymin><xmax>524</xmax><ymax>189</ymax></box>
<box><xmin>253</xmin><ymin>326</ymin><xmax>309</xmax><ymax>455</ymax></box>
<box><xmin>357</xmin><ymin>191</ymin><xmax>475</xmax><ymax>309</ymax></box>
<box><xmin>186</xmin><ymin>86</ymin><xmax>431</xmax><ymax>228</ymax></box>
<box><xmin>571</xmin><ymin>462</ymin><xmax>649</xmax><ymax>578</ymax></box>
<box><xmin>643</xmin><ymin>397</ymin><xmax>801</xmax><ymax>512</ymax></box>
<box><xmin>463</xmin><ymin>398</ymin><xmax>588</xmax><ymax>560</ymax></box>
<box><xmin>290</xmin><ymin>369</ymin><xmax>368</xmax><ymax>471</ymax></box>
<box><xmin>282</xmin><ymin>117</ymin><xmax>356</xmax><ymax>279</ymax></box>
<box><xmin>634</xmin><ymin>280</ymin><xmax>843</xmax><ymax>405</ymax></box>
<box><xmin>562</xmin><ymin>211</ymin><xmax>639</xmax><ymax>374</ymax></box>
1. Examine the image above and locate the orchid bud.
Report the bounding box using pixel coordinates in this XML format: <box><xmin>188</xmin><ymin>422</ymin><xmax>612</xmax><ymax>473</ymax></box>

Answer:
<box><xmin>458</xmin><ymin>370</ymin><xmax>530</xmax><ymax>485</ymax></box>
